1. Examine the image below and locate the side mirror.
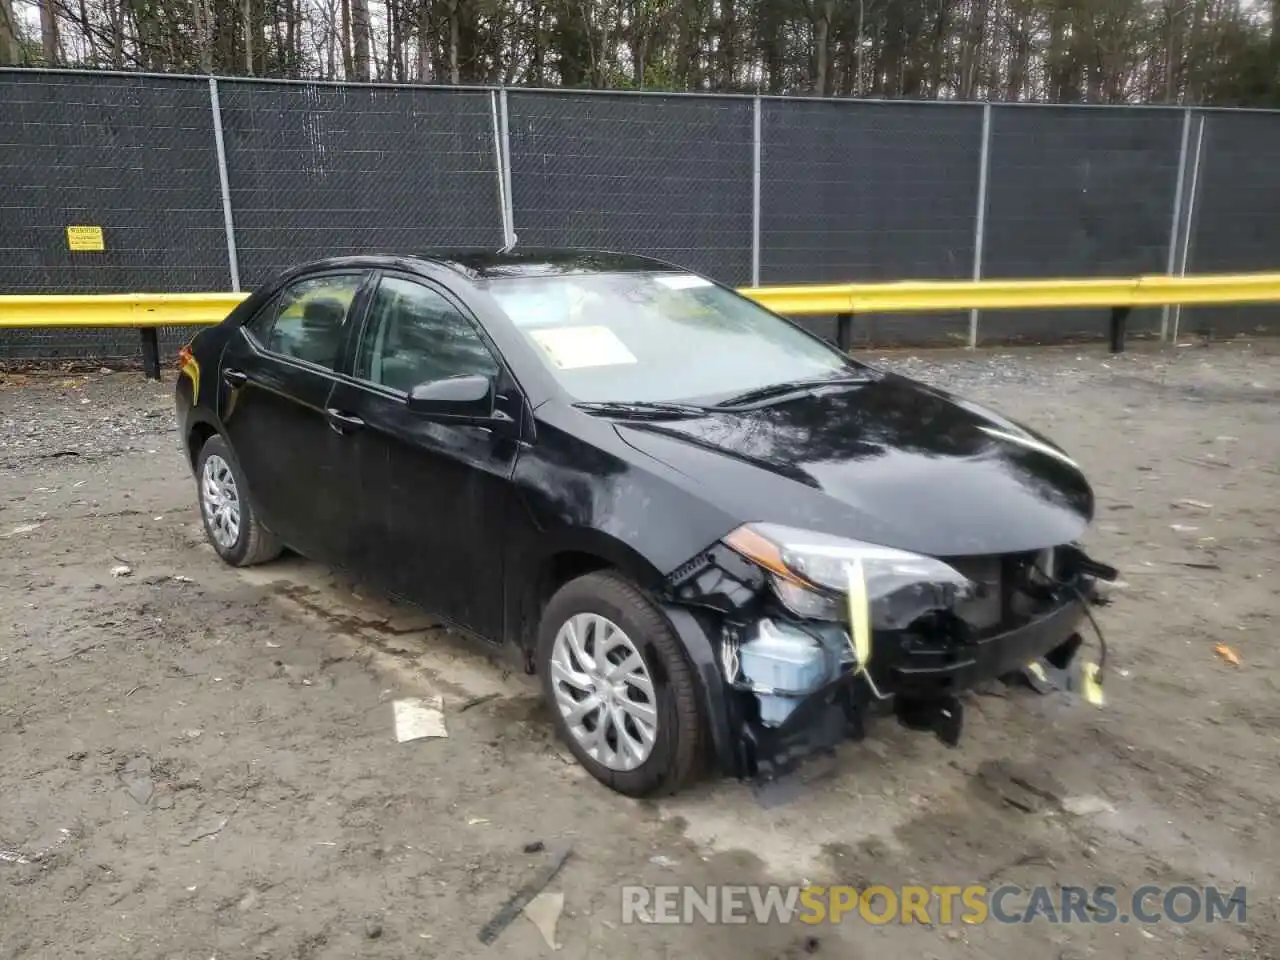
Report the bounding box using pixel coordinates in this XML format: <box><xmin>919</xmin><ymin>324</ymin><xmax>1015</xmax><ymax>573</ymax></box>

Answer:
<box><xmin>406</xmin><ymin>374</ymin><xmax>494</xmax><ymax>422</ymax></box>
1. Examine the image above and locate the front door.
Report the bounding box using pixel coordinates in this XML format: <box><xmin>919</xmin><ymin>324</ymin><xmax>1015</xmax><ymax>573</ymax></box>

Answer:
<box><xmin>323</xmin><ymin>272</ymin><xmax>522</xmax><ymax>642</ymax></box>
<box><xmin>218</xmin><ymin>270</ymin><xmax>370</xmax><ymax>562</ymax></box>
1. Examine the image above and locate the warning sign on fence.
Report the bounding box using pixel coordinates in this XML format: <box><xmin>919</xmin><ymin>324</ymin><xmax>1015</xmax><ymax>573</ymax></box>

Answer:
<box><xmin>66</xmin><ymin>226</ymin><xmax>105</xmax><ymax>252</ymax></box>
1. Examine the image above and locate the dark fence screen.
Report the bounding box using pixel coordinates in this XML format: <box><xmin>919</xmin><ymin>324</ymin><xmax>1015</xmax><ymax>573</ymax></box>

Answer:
<box><xmin>1179</xmin><ymin>111</ymin><xmax>1280</xmax><ymax>338</ymax></box>
<box><xmin>982</xmin><ymin>104</ymin><xmax>1185</xmax><ymax>342</ymax></box>
<box><xmin>761</xmin><ymin>99</ymin><xmax>982</xmax><ymax>344</ymax></box>
<box><xmin>506</xmin><ymin>91</ymin><xmax>754</xmax><ymax>285</ymax></box>
<box><xmin>219</xmin><ymin>81</ymin><xmax>503</xmax><ymax>288</ymax></box>
<box><xmin>2</xmin><ymin>68</ymin><xmax>1280</xmax><ymax>360</ymax></box>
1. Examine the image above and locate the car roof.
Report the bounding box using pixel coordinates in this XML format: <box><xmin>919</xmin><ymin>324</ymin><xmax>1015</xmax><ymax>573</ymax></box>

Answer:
<box><xmin>287</xmin><ymin>249</ymin><xmax>683</xmax><ymax>283</ymax></box>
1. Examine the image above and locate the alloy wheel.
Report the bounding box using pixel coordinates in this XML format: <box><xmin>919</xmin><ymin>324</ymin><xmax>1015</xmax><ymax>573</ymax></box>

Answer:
<box><xmin>549</xmin><ymin>612</ymin><xmax>658</xmax><ymax>771</ymax></box>
<box><xmin>200</xmin><ymin>453</ymin><xmax>241</xmax><ymax>549</ymax></box>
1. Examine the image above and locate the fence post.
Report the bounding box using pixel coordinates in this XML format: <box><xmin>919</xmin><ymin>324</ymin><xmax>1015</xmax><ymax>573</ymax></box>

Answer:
<box><xmin>751</xmin><ymin>95</ymin><xmax>762</xmax><ymax>288</ymax></box>
<box><xmin>491</xmin><ymin>89</ymin><xmax>516</xmax><ymax>250</ymax></box>
<box><xmin>1171</xmin><ymin>114</ymin><xmax>1207</xmax><ymax>343</ymax></box>
<box><xmin>208</xmin><ymin>78</ymin><xmax>240</xmax><ymax>292</ymax></box>
<box><xmin>968</xmin><ymin>102</ymin><xmax>992</xmax><ymax>350</ymax></box>
<box><xmin>499</xmin><ymin>88</ymin><xmax>515</xmax><ymax>248</ymax></box>
<box><xmin>1161</xmin><ymin>109</ymin><xmax>1193</xmax><ymax>341</ymax></box>
<box><xmin>139</xmin><ymin>328</ymin><xmax>161</xmax><ymax>380</ymax></box>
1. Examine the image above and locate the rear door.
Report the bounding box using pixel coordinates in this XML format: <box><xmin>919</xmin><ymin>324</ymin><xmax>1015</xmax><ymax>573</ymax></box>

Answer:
<box><xmin>219</xmin><ymin>270</ymin><xmax>371</xmax><ymax>561</ymax></box>
<box><xmin>323</xmin><ymin>272</ymin><xmax>523</xmax><ymax>641</ymax></box>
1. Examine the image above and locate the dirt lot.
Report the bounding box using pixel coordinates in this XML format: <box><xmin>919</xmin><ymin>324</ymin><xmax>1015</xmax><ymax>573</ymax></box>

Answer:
<box><xmin>2</xmin><ymin>342</ymin><xmax>1278</xmax><ymax>960</ymax></box>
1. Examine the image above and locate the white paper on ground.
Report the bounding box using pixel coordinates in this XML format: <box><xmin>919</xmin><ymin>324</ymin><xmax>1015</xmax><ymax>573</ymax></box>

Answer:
<box><xmin>523</xmin><ymin>890</ymin><xmax>565</xmax><ymax>950</ymax></box>
<box><xmin>393</xmin><ymin>696</ymin><xmax>447</xmax><ymax>742</ymax></box>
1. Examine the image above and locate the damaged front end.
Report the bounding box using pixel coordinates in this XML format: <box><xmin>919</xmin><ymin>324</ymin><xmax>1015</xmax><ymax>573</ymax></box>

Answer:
<box><xmin>662</xmin><ymin>524</ymin><xmax>1117</xmax><ymax>783</ymax></box>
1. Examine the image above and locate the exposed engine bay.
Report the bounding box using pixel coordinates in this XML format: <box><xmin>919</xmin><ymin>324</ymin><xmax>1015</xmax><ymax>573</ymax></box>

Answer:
<box><xmin>663</xmin><ymin>527</ymin><xmax>1118</xmax><ymax>782</ymax></box>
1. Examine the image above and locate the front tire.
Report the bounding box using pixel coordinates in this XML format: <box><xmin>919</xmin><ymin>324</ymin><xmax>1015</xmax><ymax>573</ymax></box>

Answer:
<box><xmin>537</xmin><ymin>571</ymin><xmax>703</xmax><ymax>797</ymax></box>
<box><xmin>194</xmin><ymin>434</ymin><xmax>282</xmax><ymax>567</ymax></box>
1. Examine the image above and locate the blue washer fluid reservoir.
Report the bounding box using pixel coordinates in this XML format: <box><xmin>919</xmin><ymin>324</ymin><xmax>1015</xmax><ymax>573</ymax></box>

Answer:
<box><xmin>738</xmin><ymin>619</ymin><xmax>829</xmax><ymax>727</ymax></box>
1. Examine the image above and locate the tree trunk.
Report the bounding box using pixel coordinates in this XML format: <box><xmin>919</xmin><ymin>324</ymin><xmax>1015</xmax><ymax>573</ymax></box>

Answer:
<box><xmin>813</xmin><ymin>0</ymin><xmax>833</xmax><ymax>95</ymax></box>
<box><xmin>0</xmin><ymin>0</ymin><xmax>18</xmax><ymax>65</ymax></box>
<box><xmin>415</xmin><ymin>0</ymin><xmax>429</xmax><ymax>79</ymax></box>
<box><xmin>242</xmin><ymin>0</ymin><xmax>253</xmax><ymax>73</ymax></box>
<box><xmin>341</xmin><ymin>0</ymin><xmax>353</xmax><ymax>76</ymax></box>
<box><xmin>352</xmin><ymin>0</ymin><xmax>371</xmax><ymax>79</ymax></box>
<box><xmin>446</xmin><ymin>0</ymin><xmax>459</xmax><ymax>83</ymax></box>
<box><xmin>40</xmin><ymin>0</ymin><xmax>59</xmax><ymax>65</ymax></box>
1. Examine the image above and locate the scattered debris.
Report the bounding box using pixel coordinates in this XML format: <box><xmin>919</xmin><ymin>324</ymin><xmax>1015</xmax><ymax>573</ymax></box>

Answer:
<box><xmin>182</xmin><ymin>817</ymin><xmax>229</xmax><ymax>845</ymax></box>
<box><xmin>171</xmin><ymin>574</ymin><xmax>194</xmax><ymax>583</ymax></box>
<box><xmin>1173</xmin><ymin>498</ymin><xmax>1214</xmax><ymax>512</ymax></box>
<box><xmin>649</xmin><ymin>855</ymin><xmax>678</xmax><ymax>869</ymax></box>
<box><xmin>457</xmin><ymin>692</ymin><xmax>501</xmax><ymax>713</ymax></box>
<box><xmin>111</xmin><ymin>564</ymin><xmax>133</xmax><ymax>578</ymax></box>
<box><xmin>523</xmin><ymin>841</ymin><xmax>545</xmax><ymax>854</ymax></box>
<box><xmin>393</xmin><ymin>696</ymin><xmax>447</xmax><ymax>743</ymax></box>
<box><xmin>1</xmin><ymin>522</ymin><xmax>42</xmax><ymax>538</ymax></box>
<box><xmin>1177</xmin><ymin>456</ymin><xmax>1230</xmax><ymax>470</ymax></box>
<box><xmin>364</xmin><ymin>918</ymin><xmax>384</xmax><ymax>940</ymax></box>
<box><xmin>523</xmin><ymin>890</ymin><xmax>565</xmax><ymax>950</ymax></box>
<box><xmin>1215</xmin><ymin>644</ymin><xmax>1241</xmax><ymax>666</ymax></box>
<box><xmin>124</xmin><ymin>686</ymin><xmax>140</xmax><ymax>698</ymax></box>
<box><xmin>0</xmin><ymin>849</ymin><xmax>31</xmax><ymax>865</ymax></box>
<box><xmin>979</xmin><ymin>848</ymin><xmax>1054</xmax><ymax>883</ymax></box>
<box><xmin>1061</xmin><ymin>795</ymin><xmax>1116</xmax><ymax>817</ymax></box>
<box><xmin>477</xmin><ymin>844</ymin><xmax>573</xmax><ymax>945</ymax></box>
<box><xmin>120</xmin><ymin>756</ymin><xmax>155</xmax><ymax>806</ymax></box>
<box><xmin>1169</xmin><ymin>524</ymin><xmax>1199</xmax><ymax>533</ymax></box>
<box><xmin>183</xmin><ymin>729</ymin><xmax>204</xmax><ymax>739</ymax></box>
<box><xmin>467</xmin><ymin>818</ymin><xmax>490</xmax><ymax>826</ymax></box>
<box><xmin>1174</xmin><ymin>560</ymin><xmax>1221</xmax><ymax>570</ymax></box>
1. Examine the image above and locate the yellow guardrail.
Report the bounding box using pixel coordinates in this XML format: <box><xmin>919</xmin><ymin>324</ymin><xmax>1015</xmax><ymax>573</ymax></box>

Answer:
<box><xmin>739</xmin><ymin>272</ymin><xmax>1280</xmax><ymax>315</ymax></box>
<box><xmin>0</xmin><ymin>292</ymin><xmax>248</xmax><ymax>328</ymax></box>
<box><xmin>2</xmin><ymin>272</ymin><xmax>1279</xmax><ymax>379</ymax></box>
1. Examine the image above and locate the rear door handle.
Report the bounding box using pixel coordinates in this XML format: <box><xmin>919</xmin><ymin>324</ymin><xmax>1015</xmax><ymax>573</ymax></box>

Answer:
<box><xmin>222</xmin><ymin>368</ymin><xmax>248</xmax><ymax>387</ymax></box>
<box><xmin>326</xmin><ymin>408</ymin><xmax>365</xmax><ymax>434</ymax></box>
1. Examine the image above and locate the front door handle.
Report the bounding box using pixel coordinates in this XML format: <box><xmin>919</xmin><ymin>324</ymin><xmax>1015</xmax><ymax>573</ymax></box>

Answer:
<box><xmin>222</xmin><ymin>368</ymin><xmax>248</xmax><ymax>387</ymax></box>
<box><xmin>326</xmin><ymin>408</ymin><xmax>365</xmax><ymax>435</ymax></box>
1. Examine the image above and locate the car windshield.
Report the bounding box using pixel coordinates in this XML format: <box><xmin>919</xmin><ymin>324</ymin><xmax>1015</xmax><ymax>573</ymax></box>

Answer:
<box><xmin>481</xmin><ymin>271</ymin><xmax>862</xmax><ymax>404</ymax></box>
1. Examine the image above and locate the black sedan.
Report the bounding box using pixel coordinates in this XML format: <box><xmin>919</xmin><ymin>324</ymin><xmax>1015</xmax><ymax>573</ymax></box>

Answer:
<box><xmin>175</xmin><ymin>250</ymin><xmax>1116</xmax><ymax>796</ymax></box>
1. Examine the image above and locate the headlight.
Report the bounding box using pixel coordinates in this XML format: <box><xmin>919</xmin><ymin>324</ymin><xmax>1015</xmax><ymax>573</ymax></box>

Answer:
<box><xmin>723</xmin><ymin>522</ymin><xmax>974</xmax><ymax>627</ymax></box>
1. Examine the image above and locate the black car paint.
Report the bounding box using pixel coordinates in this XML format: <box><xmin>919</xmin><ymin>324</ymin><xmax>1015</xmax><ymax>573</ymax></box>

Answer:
<box><xmin>177</xmin><ymin>250</ymin><xmax>1108</xmax><ymax>781</ymax></box>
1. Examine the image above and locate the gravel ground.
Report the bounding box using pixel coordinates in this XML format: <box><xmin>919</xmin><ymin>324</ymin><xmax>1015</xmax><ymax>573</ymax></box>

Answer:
<box><xmin>1</xmin><ymin>342</ymin><xmax>1278</xmax><ymax>960</ymax></box>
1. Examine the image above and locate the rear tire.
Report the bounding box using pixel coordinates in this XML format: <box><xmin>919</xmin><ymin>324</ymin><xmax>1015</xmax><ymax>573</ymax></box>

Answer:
<box><xmin>194</xmin><ymin>434</ymin><xmax>282</xmax><ymax>567</ymax></box>
<box><xmin>537</xmin><ymin>571</ymin><xmax>703</xmax><ymax>797</ymax></box>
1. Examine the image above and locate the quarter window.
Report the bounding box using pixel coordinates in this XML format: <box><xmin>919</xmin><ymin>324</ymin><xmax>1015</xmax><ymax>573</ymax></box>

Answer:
<box><xmin>253</xmin><ymin>273</ymin><xmax>364</xmax><ymax>370</ymax></box>
<box><xmin>355</xmin><ymin>276</ymin><xmax>499</xmax><ymax>392</ymax></box>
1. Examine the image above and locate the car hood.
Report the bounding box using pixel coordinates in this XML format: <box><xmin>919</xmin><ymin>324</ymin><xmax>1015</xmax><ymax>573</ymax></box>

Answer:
<box><xmin>613</xmin><ymin>373</ymin><xmax>1094</xmax><ymax>558</ymax></box>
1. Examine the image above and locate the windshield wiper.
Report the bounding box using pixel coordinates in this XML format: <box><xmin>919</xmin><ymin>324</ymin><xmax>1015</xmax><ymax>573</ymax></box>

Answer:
<box><xmin>713</xmin><ymin>375</ymin><xmax>873</xmax><ymax>409</ymax></box>
<box><xmin>572</xmin><ymin>400</ymin><xmax>711</xmax><ymax>420</ymax></box>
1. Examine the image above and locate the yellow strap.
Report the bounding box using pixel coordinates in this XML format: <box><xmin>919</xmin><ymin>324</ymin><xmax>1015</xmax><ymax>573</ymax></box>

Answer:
<box><xmin>846</xmin><ymin>558</ymin><xmax>872</xmax><ymax>671</ymax></box>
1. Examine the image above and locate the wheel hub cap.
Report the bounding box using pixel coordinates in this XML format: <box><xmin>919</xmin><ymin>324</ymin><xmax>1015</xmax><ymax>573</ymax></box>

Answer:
<box><xmin>550</xmin><ymin>612</ymin><xmax>658</xmax><ymax>772</ymax></box>
<box><xmin>200</xmin><ymin>453</ymin><xmax>241</xmax><ymax>549</ymax></box>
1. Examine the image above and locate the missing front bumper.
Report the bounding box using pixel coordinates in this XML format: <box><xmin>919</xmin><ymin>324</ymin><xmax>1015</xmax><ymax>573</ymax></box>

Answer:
<box><xmin>733</xmin><ymin>599</ymin><xmax>1091</xmax><ymax>783</ymax></box>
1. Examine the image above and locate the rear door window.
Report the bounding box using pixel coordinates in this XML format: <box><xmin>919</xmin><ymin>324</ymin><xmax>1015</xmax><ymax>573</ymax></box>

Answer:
<box><xmin>251</xmin><ymin>273</ymin><xmax>366</xmax><ymax>371</ymax></box>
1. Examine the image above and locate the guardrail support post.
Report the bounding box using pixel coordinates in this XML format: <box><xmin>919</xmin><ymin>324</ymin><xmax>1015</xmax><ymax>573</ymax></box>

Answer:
<box><xmin>837</xmin><ymin>312</ymin><xmax>854</xmax><ymax>351</ymax></box>
<box><xmin>1109</xmin><ymin>306</ymin><xmax>1131</xmax><ymax>354</ymax></box>
<box><xmin>140</xmin><ymin>328</ymin><xmax>162</xmax><ymax>380</ymax></box>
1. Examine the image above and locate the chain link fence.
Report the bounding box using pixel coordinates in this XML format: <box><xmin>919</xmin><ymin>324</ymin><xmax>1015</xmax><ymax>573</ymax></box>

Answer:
<box><xmin>2</xmin><ymin>68</ymin><xmax>1280</xmax><ymax>360</ymax></box>
<box><xmin>506</xmin><ymin>91</ymin><xmax>754</xmax><ymax>284</ymax></box>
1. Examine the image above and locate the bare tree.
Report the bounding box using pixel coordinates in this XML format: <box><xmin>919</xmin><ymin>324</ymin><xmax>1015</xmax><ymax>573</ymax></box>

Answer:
<box><xmin>40</xmin><ymin>0</ymin><xmax>60</xmax><ymax>63</ymax></box>
<box><xmin>0</xmin><ymin>0</ymin><xmax>22</xmax><ymax>64</ymax></box>
<box><xmin>352</xmin><ymin>0</ymin><xmax>371</xmax><ymax>78</ymax></box>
